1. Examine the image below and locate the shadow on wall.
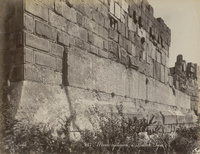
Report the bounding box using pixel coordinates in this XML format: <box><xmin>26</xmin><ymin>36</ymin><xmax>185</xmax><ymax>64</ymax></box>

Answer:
<box><xmin>0</xmin><ymin>0</ymin><xmax>23</xmax><ymax>137</ymax></box>
<box><xmin>0</xmin><ymin>0</ymin><xmax>9</xmax><ymax>138</ymax></box>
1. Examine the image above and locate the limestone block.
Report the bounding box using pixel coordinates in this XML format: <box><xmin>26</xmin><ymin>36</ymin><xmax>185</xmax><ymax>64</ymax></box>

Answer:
<box><xmin>24</xmin><ymin>48</ymin><xmax>34</xmax><ymax>63</ymax></box>
<box><xmin>75</xmin><ymin>38</ymin><xmax>84</xmax><ymax>48</ymax></box>
<box><xmin>122</xmin><ymin>0</ymin><xmax>128</xmax><ymax>13</ymax></box>
<box><xmin>24</xmin><ymin>64</ymin><xmax>43</xmax><ymax>82</ymax></box>
<box><xmin>121</xmin><ymin>9</ymin><xmax>126</xmax><ymax>23</ymax></box>
<box><xmin>35</xmin><ymin>52</ymin><xmax>56</xmax><ymax>69</ymax></box>
<box><xmin>98</xmin><ymin>26</ymin><xmax>108</xmax><ymax>39</ymax></box>
<box><xmin>164</xmin><ymin>67</ymin><xmax>169</xmax><ymax>84</ymax></box>
<box><xmin>128</xmin><ymin>16</ymin><xmax>136</xmax><ymax>32</ymax></box>
<box><xmin>175</xmin><ymin>90</ymin><xmax>191</xmax><ymax>109</ymax></box>
<box><xmin>110</xmin><ymin>0</ymin><xmax>114</xmax><ymax>14</ymax></box>
<box><xmin>151</xmin><ymin>45</ymin><xmax>156</xmax><ymax>60</ymax></box>
<box><xmin>55</xmin><ymin>1</ymin><xmax>77</xmax><ymax>23</ymax></box>
<box><xmin>185</xmin><ymin>115</ymin><xmax>193</xmax><ymax>123</ymax></box>
<box><xmin>161</xmin><ymin>111</ymin><xmax>176</xmax><ymax>124</ymax></box>
<box><xmin>155</xmin><ymin>62</ymin><xmax>161</xmax><ymax>81</ymax></box>
<box><xmin>98</xmin><ymin>49</ymin><xmax>109</xmax><ymax>58</ymax></box>
<box><xmin>49</xmin><ymin>42</ymin><xmax>64</xmax><ymax>58</ymax></box>
<box><xmin>90</xmin><ymin>45</ymin><xmax>98</xmax><ymax>55</ymax></box>
<box><xmin>57</xmin><ymin>31</ymin><xmax>69</xmax><ymax>46</ymax></box>
<box><xmin>83</xmin><ymin>17</ymin><xmax>99</xmax><ymax>34</ymax></box>
<box><xmin>11</xmin><ymin>81</ymin><xmax>71</xmax><ymax>131</ymax></box>
<box><xmin>115</xmin><ymin>2</ymin><xmax>121</xmax><ymax>19</ymax></box>
<box><xmin>77</xmin><ymin>12</ymin><xmax>83</xmax><ymax>26</ymax></box>
<box><xmin>79</xmin><ymin>27</ymin><xmax>88</xmax><ymax>42</ymax></box>
<box><xmin>138</xmin><ymin>60</ymin><xmax>146</xmax><ymax>74</ymax></box>
<box><xmin>24</xmin><ymin>13</ymin><xmax>34</xmax><ymax>33</ymax></box>
<box><xmin>92</xmin><ymin>10</ymin><xmax>104</xmax><ymax>26</ymax></box>
<box><xmin>25</xmin><ymin>0</ymin><xmax>48</xmax><ymax>21</ymax></box>
<box><xmin>68</xmin><ymin>22</ymin><xmax>80</xmax><ymax>38</ymax></box>
<box><xmin>149</xmin><ymin>58</ymin><xmax>154</xmax><ymax>77</ymax></box>
<box><xmin>25</xmin><ymin>33</ymin><xmax>49</xmax><ymax>52</ymax></box>
<box><xmin>161</xmin><ymin>52</ymin><xmax>166</xmax><ymax>65</ymax></box>
<box><xmin>98</xmin><ymin>3</ymin><xmax>108</xmax><ymax>18</ymax></box>
<box><xmin>161</xmin><ymin>64</ymin><xmax>165</xmax><ymax>83</ymax></box>
<box><xmin>156</xmin><ymin>51</ymin><xmax>161</xmax><ymax>63</ymax></box>
<box><xmin>177</xmin><ymin>116</ymin><xmax>185</xmax><ymax>124</ymax></box>
<box><xmin>137</xmin><ymin>73</ymin><xmax>147</xmax><ymax>100</ymax></box>
<box><xmin>49</xmin><ymin>10</ymin><xmax>68</xmax><ymax>32</ymax></box>
<box><xmin>108</xmin><ymin>40</ymin><xmax>118</xmax><ymax>55</ymax></box>
<box><xmin>176</xmin><ymin>54</ymin><xmax>183</xmax><ymax>64</ymax></box>
<box><xmin>67</xmin><ymin>46</ymin><xmax>129</xmax><ymax>96</ymax></box>
<box><xmin>56</xmin><ymin>58</ymin><xmax>63</xmax><ymax>72</ymax></box>
<box><xmin>119</xmin><ymin>47</ymin><xmax>129</xmax><ymax>66</ymax></box>
<box><xmin>43</xmin><ymin>68</ymin><xmax>62</xmax><ymax>85</ymax></box>
<box><xmin>93</xmin><ymin>34</ymin><xmax>104</xmax><ymax>49</ymax></box>
<box><xmin>129</xmin><ymin>55</ymin><xmax>139</xmax><ymax>70</ymax></box>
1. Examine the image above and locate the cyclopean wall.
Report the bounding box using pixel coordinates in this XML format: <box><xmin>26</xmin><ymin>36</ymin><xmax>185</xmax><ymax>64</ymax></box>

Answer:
<box><xmin>0</xmin><ymin>0</ymin><xmax>198</xmax><ymax>135</ymax></box>
<box><xmin>170</xmin><ymin>55</ymin><xmax>199</xmax><ymax>115</ymax></box>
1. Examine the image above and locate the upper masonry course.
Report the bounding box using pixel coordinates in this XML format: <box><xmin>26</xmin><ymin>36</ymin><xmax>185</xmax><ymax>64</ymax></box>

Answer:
<box><xmin>0</xmin><ymin>0</ymin><xmax>198</xmax><ymax>135</ymax></box>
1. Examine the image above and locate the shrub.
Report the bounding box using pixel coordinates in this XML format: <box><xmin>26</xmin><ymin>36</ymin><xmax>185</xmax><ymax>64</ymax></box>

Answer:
<box><xmin>170</xmin><ymin>126</ymin><xmax>200</xmax><ymax>154</ymax></box>
<box><xmin>1</xmin><ymin>115</ymin><xmax>75</xmax><ymax>154</ymax></box>
<box><xmin>77</xmin><ymin>104</ymin><xmax>164</xmax><ymax>154</ymax></box>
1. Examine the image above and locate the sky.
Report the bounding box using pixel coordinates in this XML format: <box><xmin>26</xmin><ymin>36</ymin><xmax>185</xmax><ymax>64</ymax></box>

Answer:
<box><xmin>148</xmin><ymin>0</ymin><xmax>200</xmax><ymax>67</ymax></box>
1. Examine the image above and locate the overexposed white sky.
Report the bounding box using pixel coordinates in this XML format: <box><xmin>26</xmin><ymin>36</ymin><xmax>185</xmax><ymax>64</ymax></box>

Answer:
<box><xmin>148</xmin><ymin>0</ymin><xmax>200</xmax><ymax>67</ymax></box>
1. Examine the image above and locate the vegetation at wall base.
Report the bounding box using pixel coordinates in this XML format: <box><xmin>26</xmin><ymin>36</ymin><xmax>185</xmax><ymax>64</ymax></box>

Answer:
<box><xmin>0</xmin><ymin>104</ymin><xmax>199</xmax><ymax>154</ymax></box>
<box><xmin>170</xmin><ymin>126</ymin><xmax>200</xmax><ymax>154</ymax></box>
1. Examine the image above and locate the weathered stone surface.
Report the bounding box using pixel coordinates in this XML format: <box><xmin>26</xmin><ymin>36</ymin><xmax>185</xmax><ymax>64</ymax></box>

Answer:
<box><xmin>25</xmin><ymin>0</ymin><xmax>48</xmax><ymax>21</ymax></box>
<box><xmin>57</xmin><ymin>31</ymin><xmax>69</xmax><ymax>46</ymax></box>
<box><xmin>35</xmin><ymin>52</ymin><xmax>56</xmax><ymax>69</ymax></box>
<box><xmin>55</xmin><ymin>1</ymin><xmax>77</xmax><ymax>23</ymax></box>
<box><xmin>83</xmin><ymin>17</ymin><xmax>99</xmax><ymax>34</ymax></box>
<box><xmin>98</xmin><ymin>26</ymin><xmax>108</xmax><ymax>39</ymax></box>
<box><xmin>35</xmin><ymin>20</ymin><xmax>57</xmax><ymax>41</ymax></box>
<box><xmin>25</xmin><ymin>33</ymin><xmax>49</xmax><ymax>52</ymax></box>
<box><xmin>43</xmin><ymin>68</ymin><xmax>62</xmax><ymax>85</ymax></box>
<box><xmin>67</xmin><ymin>46</ymin><xmax>129</xmax><ymax>96</ymax></box>
<box><xmin>24</xmin><ymin>13</ymin><xmax>34</xmax><ymax>32</ymax></box>
<box><xmin>56</xmin><ymin>58</ymin><xmax>63</xmax><ymax>72</ymax></box>
<box><xmin>115</xmin><ymin>3</ymin><xmax>121</xmax><ymax>19</ymax></box>
<box><xmin>49</xmin><ymin>10</ymin><xmax>68</xmax><ymax>32</ymax></box>
<box><xmin>24</xmin><ymin>47</ymin><xmax>34</xmax><ymax>63</ymax></box>
<box><xmin>93</xmin><ymin>34</ymin><xmax>104</xmax><ymax>49</ymax></box>
<box><xmin>119</xmin><ymin>48</ymin><xmax>129</xmax><ymax>65</ymax></box>
<box><xmin>1</xmin><ymin>0</ymin><xmax>198</xmax><ymax>136</ymax></box>
<box><xmin>49</xmin><ymin>42</ymin><xmax>64</xmax><ymax>58</ymax></box>
<box><xmin>24</xmin><ymin>64</ymin><xmax>43</xmax><ymax>82</ymax></box>
<box><xmin>161</xmin><ymin>64</ymin><xmax>165</xmax><ymax>83</ymax></box>
<box><xmin>10</xmin><ymin>81</ymin><xmax>71</xmax><ymax>130</ymax></box>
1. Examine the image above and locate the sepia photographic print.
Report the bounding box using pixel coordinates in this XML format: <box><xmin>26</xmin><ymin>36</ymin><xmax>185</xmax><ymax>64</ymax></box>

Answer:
<box><xmin>0</xmin><ymin>0</ymin><xmax>200</xmax><ymax>153</ymax></box>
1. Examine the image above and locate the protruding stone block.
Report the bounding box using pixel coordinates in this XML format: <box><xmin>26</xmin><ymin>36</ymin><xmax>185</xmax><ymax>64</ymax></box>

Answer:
<box><xmin>177</xmin><ymin>54</ymin><xmax>183</xmax><ymax>64</ymax></box>
<box><xmin>114</xmin><ymin>3</ymin><xmax>121</xmax><ymax>19</ymax></box>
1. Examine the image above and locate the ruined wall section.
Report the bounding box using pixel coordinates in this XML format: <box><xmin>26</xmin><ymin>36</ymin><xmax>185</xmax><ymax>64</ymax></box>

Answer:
<box><xmin>170</xmin><ymin>55</ymin><xmax>199</xmax><ymax>114</ymax></box>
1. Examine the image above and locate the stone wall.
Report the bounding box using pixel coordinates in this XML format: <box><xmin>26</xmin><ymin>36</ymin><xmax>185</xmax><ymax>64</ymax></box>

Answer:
<box><xmin>0</xmin><ymin>0</ymin><xmax>198</xmax><ymax>135</ymax></box>
<box><xmin>170</xmin><ymin>55</ymin><xmax>199</xmax><ymax>114</ymax></box>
